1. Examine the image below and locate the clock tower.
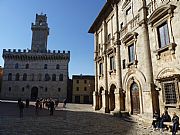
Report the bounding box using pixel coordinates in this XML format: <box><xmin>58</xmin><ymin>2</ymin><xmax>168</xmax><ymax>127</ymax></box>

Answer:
<box><xmin>31</xmin><ymin>13</ymin><xmax>49</xmax><ymax>53</ymax></box>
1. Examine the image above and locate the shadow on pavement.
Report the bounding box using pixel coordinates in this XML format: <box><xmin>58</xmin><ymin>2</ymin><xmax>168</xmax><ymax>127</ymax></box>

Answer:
<box><xmin>0</xmin><ymin>101</ymin><xmax>137</xmax><ymax>135</ymax></box>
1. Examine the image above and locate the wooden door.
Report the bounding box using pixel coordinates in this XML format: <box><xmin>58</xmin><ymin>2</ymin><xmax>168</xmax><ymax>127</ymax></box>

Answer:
<box><xmin>130</xmin><ymin>82</ymin><xmax>140</xmax><ymax>114</ymax></box>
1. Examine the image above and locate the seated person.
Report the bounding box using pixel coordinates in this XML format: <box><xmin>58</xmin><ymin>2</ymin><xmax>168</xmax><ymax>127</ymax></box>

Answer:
<box><xmin>152</xmin><ymin>110</ymin><xmax>160</xmax><ymax>129</ymax></box>
<box><xmin>159</xmin><ymin>109</ymin><xmax>171</xmax><ymax>131</ymax></box>
<box><xmin>172</xmin><ymin>112</ymin><xmax>179</xmax><ymax>135</ymax></box>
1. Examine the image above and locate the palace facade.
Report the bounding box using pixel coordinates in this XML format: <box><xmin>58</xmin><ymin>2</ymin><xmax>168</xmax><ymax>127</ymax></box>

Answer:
<box><xmin>1</xmin><ymin>14</ymin><xmax>70</xmax><ymax>101</ymax></box>
<box><xmin>89</xmin><ymin>0</ymin><xmax>180</xmax><ymax>117</ymax></box>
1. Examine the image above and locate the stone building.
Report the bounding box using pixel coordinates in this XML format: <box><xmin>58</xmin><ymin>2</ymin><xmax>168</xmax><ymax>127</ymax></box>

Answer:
<box><xmin>1</xmin><ymin>14</ymin><xmax>70</xmax><ymax>101</ymax></box>
<box><xmin>67</xmin><ymin>78</ymin><xmax>73</xmax><ymax>103</ymax></box>
<box><xmin>89</xmin><ymin>0</ymin><xmax>180</xmax><ymax>117</ymax></box>
<box><xmin>0</xmin><ymin>66</ymin><xmax>3</xmax><ymax>95</ymax></box>
<box><xmin>72</xmin><ymin>75</ymin><xmax>95</xmax><ymax>104</ymax></box>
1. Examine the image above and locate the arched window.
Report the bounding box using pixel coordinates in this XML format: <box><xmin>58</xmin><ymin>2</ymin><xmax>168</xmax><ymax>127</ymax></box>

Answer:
<box><xmin>45</xmin><ymin>73</ymin><xmax>50</xmax><ymax>81</ymax></box>
<box><xmin>45</xmin><ymin>87</ymin><xmax>48</xmax><ymax>92</ymax></box>
<box><xmin>52</xmin><ymin>74</ymin><xmax>56</xmax><ymax>81</ymax></box>
<box><xmin>59</xmin><ymin>74</ymin><xmax>63</xmax><ymax>81</ymax></box>
<box><xmin>44</xmin><ymin>64</ymin><xmax>47</xmax><ymax>69</ymax></box>
<box><xmin>8</xmin><ymin>73</ymin><xmax>12</xmax><ymax>81</ymax></box>
<box><xmin>15</xmin><ymin>73</ymin><xmax>20</xmax><ymax>81</ymax></box>
<box><xmin>22</xmin><ymin>87</ymin><xmax>25</xmax><ymax>92</ymax></box>
<box><xmin>15</xmin><ymin>63</ymin><xmax>19</xmax><ymax>69</ymax></box>
<box><xmin>23</xmin><ymin>73</ymin><xmax>27</xmax><ymax>81</ymax></box>
<box><xmin>38</xmin><ymin>74</ymin><xmax>42</xmax><ymax>81</ymax></box>
<box><xmin>56</xmin><ymin>64</ymin><xmax>60</xmax><ymax>69</ymax></box>
<box><xmin>30</xmin><ymin>74</ymin><xmax>34</xmax><ymax>81</ymax></box>
<box><xmin>25</xmin><ymin>64</ymin><xmax>29</xmax><ymax>69</ymax></box>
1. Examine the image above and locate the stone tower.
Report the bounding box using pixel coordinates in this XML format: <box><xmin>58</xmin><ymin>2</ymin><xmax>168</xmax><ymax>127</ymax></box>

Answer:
<box><xmin>31</xmin><ymin>14</ymin><xmax>49</xmax><ymax>53</ymax></box>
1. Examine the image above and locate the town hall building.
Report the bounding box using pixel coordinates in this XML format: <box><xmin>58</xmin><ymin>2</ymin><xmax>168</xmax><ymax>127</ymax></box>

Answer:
<box><xmin>1</xmin><ymin>14</ymin><xmax>70</xmax><ymax>101</ymax></box>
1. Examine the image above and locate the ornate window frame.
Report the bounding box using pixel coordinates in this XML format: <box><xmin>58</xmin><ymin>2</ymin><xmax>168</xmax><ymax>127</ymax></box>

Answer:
<box><xmin>106</xmin><ymin>47</ymin><xmax>116</xmax><ymax>75</ymax></box>
<box><xmin>122</xmin><ymin>32</ymin><xmax>138</xmax><ymax>68</ymax></box>
<box><xmin>148</xmin><ymin>4</ymin><xmax>177</xmax><ymax>60</ymax></box>
<box><xmin>156</xmin><ymin>74</ymin><xmax>180</xmax><ymax>108</ymax></box>
<box><xmin>8</xmin><ymin>73</ymin><xmax>12</xmax><ymax>81</ymax></box>
<box><xmin>99</xmin><ymin>62</ymin><xmax>104</xmax><ymax>79</ymax></box>
<box><xmin>96</xmin><ymin>56</ymin><xmax>104</xmax><ymax>79</ymax></box>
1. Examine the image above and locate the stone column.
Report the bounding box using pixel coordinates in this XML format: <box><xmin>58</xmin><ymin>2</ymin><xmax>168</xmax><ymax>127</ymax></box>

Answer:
<box><xmin>94</xmin><ymin>32</ymin><xmax>99</xmax><ymax>110</ymax></box>
<box><xmin>114</xmin><ymin>3</ymin><xmax>124</xmax><ymax>112</ymax></box>
<box><xmin>101</xmin><ymin>90</ymin><xmax>110</xmax><ymax>113</ymax></box>
<box><xmin>93</xmin><ymin>91</ymin><xmax>99</xmax><ymax>110</ymax></box>
<box><xmin>103</xmin><ymin>53</ymin><xmax>109</xmax><ymax>113</ymax></box>
<box><xmin>101</xmin><ymin>20</ymin><xmax>110</xmax><ymax>113</ymax></box>
<box><xmin>140</xmin><ymin>1</ymin><xmax>156</xmax><ymax>116</ymax></box>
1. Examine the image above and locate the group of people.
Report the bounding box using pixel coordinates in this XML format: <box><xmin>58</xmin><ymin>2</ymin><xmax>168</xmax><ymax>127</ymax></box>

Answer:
<box><xmin>152</xmin><ymin>109</ymin><xmax>179</xmax><ymax>135</ymax></box>
<box><xmin>35</xmin><ymin>98</ymin><xmax>57</xmax><ymax>116</ymax></box>
<box><xmin>18</xmin><ymin>98</ymin><xmax>67</xmax><ymax>117</ymax></box>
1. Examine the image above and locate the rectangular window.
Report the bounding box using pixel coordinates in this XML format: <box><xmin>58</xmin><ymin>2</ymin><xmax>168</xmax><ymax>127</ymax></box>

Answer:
<box><xmin>59</xmin><ymin>74</ymin><xmax>63</xmax><ymax>81</ymax></box>
<box><xmin>98</xmin><ymin>44</ymin><xmax>101</xmax><ymax>53</ymax></box>
<box><xmin>157</xmin><ymin>22</ymin><xmax>170</xmax><ymax>48</ymax></box>
<box><xmin>128</xmin><ymin>44</ymin><xmax>135</xmax><ymax>63</ymax></box>
<box><xmin>84</xmin><ymin>80</ymin><xmax>87</xmax><ymax>84</ymax></box>
<box><xmin>76</xmin><ymin>87</ymin><xmax>79</xmax><ymax>91</ymax></box>
<box><xmin>99</xmin><ymin>63</ymin><xmax>103</xmax><ymax>75</ymax></box>
<box><xmin>110</xmin><ymin>56</ymin><xmax>116</xmax><ymax>70</ymax></box>
<box><xmin>76</xmin><ymin>80</ymin><xmax>79</xmax><ymax>84</ymax></box>
<box><xmin>126</xmin><ymin>6</ymin><xmax>131</xmax><ymax>15</ymax></box>
<box><xmin>123</xmin><ymin>59</ymin><xmax>126</xmax><ymax>69</ymax></box>
<box><xmin>58</xmin><ymin>88</ymin><xmax>61</xmax><ymax>92</ymax></box>
<box><xmin>84</xmin><ymin>87</ymin><xmax>87</xmax><ymax>91</ymax></box>
<box><xmin>164</xmin><ymin>82</ymin><xmax>177</xmax><ymax>104</ymax></box>
<box><xmin>120</xmin><ymin>22</ymin><xmax>123</xmax><ymax>29</ymax></box>
<box><xmin>107</xmin><ymin>34</ymin><xmax>111</xmax><ymax>41</ymax></box>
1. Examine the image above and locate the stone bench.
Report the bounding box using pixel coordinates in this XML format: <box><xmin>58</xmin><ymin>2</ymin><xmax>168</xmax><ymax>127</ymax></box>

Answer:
<box><xmin>163</xmin><ymin>122</ymin><xmax>180</xmax><ymax>132</ymax></box>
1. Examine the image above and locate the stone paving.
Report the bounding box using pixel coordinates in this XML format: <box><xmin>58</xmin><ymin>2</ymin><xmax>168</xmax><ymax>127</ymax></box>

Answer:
<box><xmin>0</xmin><ymin>100</ymin><xmax>176</xmax><ymax>135</ymax></box>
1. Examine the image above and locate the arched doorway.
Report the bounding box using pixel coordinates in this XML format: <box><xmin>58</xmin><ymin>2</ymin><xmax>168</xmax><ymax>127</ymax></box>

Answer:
<box><xmin>99</xmin><ymin>87</ymin><xmax>103</xmax><ymax>109</ymax></box>
<box><xmin>31</xmin><ymin>87</ymin><xmax>38</xmax><ymax>100</ymax></box>
<box><xmin>109</xmin><ymin>84</ymin><xmax>116</xmax><ymax>111</ymax></box>
<box><xmin>130</xmin><ymin>82</ymin><xmax>140</xmax><ymax>114</ymax></box>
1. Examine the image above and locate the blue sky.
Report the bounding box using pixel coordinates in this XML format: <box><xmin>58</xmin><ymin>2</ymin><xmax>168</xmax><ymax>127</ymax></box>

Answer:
<box><xmin>0</xmin><ymin>0</ymin><xmax>106</xmax><ymax>78</ymax></box>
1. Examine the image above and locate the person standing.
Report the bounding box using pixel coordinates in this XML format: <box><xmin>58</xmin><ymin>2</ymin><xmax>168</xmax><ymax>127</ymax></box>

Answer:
<box><xmin>172</xmin><ymin>112</ymin><xmax>179</xmax><ymax>135</ymax></box>
<box><xmin>18</xmin><ymin>98</ymin><xmax>21</xmax><ymax>107</ymax></box>
<box><xmin>49</xmin><ymin>100</ymin><xmax>55</xmax><ymax>116</ymax></box>
<box><xmin>19</xmin><ymin>101</ymin><xmax>24</xmax><ymax>118</ymax></box>
<box><xmin>35</xmin><ymin>99</ymin><xmax>40</xmax><ymax>116</ymax></box>
<box><xmin>63</xmin><ymin>98</ymin><xmax>67</xmax><ymax>108</ymax></box>
<box><xmin>26</xmin><ymin>99</ymin><xmax>29</xmax><ymax>108</ymax></box>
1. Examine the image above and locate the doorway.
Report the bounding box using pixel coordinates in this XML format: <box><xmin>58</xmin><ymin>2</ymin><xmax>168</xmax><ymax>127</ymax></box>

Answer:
<box><xmin>31</xmin><ymin>87</ymin><xmax>38</xmax><ymax>100</ymax></box>
<box><xmin>130</xmin><ymin>82</ymin><xmax>140</xmax><ymax>114</ymax></box>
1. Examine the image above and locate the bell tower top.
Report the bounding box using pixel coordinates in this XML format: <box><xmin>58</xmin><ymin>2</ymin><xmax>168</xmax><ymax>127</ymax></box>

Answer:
<box><xmin>31</xmin><ymin>13</ymin><xmax>49</xmax><ymax>53</ymax></box>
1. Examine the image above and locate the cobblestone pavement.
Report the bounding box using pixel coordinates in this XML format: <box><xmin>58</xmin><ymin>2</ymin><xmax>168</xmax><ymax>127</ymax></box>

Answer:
<box><xmin>0</xmin><ymin>100</ymin><xmax>175</xmax><ymax>135</ymax></box>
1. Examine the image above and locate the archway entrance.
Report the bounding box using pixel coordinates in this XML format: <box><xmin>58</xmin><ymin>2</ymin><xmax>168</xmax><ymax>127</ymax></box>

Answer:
<box><xmin>99</xmin><ymin>87</ymin><xmax>103</xmax><ymax>109</ymax></box>
<box><xmin>130</xmin><ymin>82</ymin><xmax>140</xmax><ymax>114</ymax></box>
<box><xmin>109</xmin><ymin>84</ymin><xmax>116</xmax><ymax>111</ymax></box>
<box><xmin>31</xmin><ymin>87</ymin><xmax>38</xmax><ymax>100</ymax></box>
